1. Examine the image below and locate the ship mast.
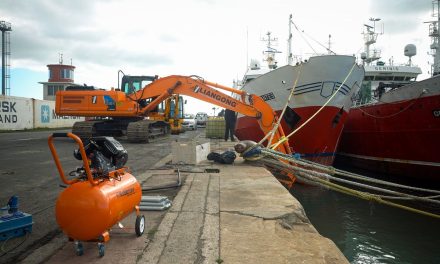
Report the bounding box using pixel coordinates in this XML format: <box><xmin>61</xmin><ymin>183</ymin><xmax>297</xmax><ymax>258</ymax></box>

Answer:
<box><xmin>328</xmin><ymin>34</ymin><xmax>332</xmax><ymax>55</ymax></box>
<box><xmin>287</xmin><ymin>14</ymin><xmax>293</xmax><ymax>65</ymax></box>
<box><xmin>261</xmin><ymin>31</ymin><xmax>281</xmax><ymax>69</ymax></box>
<box><xmin>361</xmin><ymin>17</ymin><xmax>382</xmax><ymax>65</ymax></box>
<box><xmin>427</xmin><ymin>0</ymin><xmax>440</xmax><ymax>76</ymax></box>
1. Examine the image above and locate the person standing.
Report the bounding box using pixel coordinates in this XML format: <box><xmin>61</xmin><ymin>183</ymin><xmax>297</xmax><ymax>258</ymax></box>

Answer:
<box><xmin>224</xmin><ymin>109</ymin><xmax>237</xmax><ymax>141</ymax></box>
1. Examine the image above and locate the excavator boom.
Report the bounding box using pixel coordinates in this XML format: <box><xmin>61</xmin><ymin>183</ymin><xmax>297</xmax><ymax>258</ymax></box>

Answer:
<box><xmin>130</xmin><ymin>75</ymin><xmax>291</xmax><ymax>151</ymax></box>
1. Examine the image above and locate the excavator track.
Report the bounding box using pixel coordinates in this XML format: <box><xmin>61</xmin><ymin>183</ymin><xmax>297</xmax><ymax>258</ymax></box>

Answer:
<box><xmin>126</xmin><ymin>120</ymin><xmax>170</xmax><ymax>143</ymax></box>
<box><xmin>71</xmin><ymin>120</ymin><xmax>101</xmax><ymax>139</ymax></box>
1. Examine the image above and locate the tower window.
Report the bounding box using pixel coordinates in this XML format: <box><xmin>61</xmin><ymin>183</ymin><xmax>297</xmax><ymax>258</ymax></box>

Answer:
<box><xmin>48</xmin><ymin>85</ymin><xmax>64</xmax><ymax>96</ymax></box>
<box><xmin>60</xmin><ymin>69</ymin><xmax>74</xmax><ymax>79</ymax></box>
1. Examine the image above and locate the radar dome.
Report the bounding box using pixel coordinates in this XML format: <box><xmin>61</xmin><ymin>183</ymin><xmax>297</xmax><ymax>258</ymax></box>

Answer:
<box><xmin>404</xmin><ymin>44</ymin><xmax>417</xmax><ymax>57</ymax></box>
<box><xmin>360</xmin><ymin>52</ymin><xmax>367</xmax><ymax>60</ymax></box>
<box><xmin>249</xmin><ymin>59</ymin><xmax>261</xmax><ymax>70</ymax></box>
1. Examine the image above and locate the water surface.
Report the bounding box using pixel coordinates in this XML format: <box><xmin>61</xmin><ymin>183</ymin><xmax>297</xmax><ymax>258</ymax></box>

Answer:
<box><xmin>290</xmin><ymin>167</ymin><xmax>440</xmax><ymax>264</ymax></box>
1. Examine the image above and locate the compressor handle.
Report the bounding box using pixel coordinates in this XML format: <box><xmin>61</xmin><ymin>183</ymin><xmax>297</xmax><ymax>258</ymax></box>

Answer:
<box><xmin>48</xmin><ymin>132</ymin><xmax>98</xmax><ymax>186</ymax></box>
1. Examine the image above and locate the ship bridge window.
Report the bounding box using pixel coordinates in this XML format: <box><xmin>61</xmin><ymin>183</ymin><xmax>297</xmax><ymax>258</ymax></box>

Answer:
<box><xmin>374</xmin><ymin>76</ymin><xmax>394</xmax><ymax>81</ymax></box>
<box><xmin>394</xmin><ymin>76</ymin><xmax>405</xmax><ymax>81</ymax></box>
<box><xmin>245</xmin><ymin>78</ymin><xmax>254</xmax><ymax>84</ymax></box>
<box><xmin>404</xmin><ymin>76</ymin><xmax>415</xmax><ymax>81</ymax></box>
<box><xmin>364</xmin><ymin>76</ymin><xmax>374</xmax><ymax>81</ymax></box>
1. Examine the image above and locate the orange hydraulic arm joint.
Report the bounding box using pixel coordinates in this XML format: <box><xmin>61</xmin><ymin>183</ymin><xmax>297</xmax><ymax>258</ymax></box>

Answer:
<box><xmin>134</xmin><ymin>75</ymin><xmax>291</xmax><ymax>155</ymax></box>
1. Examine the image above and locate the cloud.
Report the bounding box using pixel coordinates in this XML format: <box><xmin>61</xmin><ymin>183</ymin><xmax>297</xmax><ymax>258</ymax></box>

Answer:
<box><xmin>0</xmin><ymin>0</ymin><xmax>173</xmax><ymax>69</ymax></box>
<box><xmin>365</xmin><ymin>1</ymin><xmax>432</xmax><ymax>35</ymax></box>
<box><xmin>369</xmin><ymin>0</ymin><xmax>431</xmax><ymax>15</ymax></box>
<box><xmin>383</xmin><ymin>18</ymin><xmax>425</xmax><ymax>35</ymax></box>
<box><xmin>71</xmin><ymin>43</ymin><xmax>172</xmax><ymax>67</ymax></box>
<box><xmin>159</xmin><ymin>34</ymin><xmax>179</xmax><ymax>43</ymax></box>
<box><xmin>0</xmin><ymin>0</ymin><xmax>433</xmax><ymax>85</ymax></box>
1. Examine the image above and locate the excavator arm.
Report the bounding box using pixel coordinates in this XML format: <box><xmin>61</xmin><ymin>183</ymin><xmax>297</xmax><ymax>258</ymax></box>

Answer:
<box><xmin>131</xmin><ymin>75</ymin><xmax>291</xmax><ymax>155</ymax></box>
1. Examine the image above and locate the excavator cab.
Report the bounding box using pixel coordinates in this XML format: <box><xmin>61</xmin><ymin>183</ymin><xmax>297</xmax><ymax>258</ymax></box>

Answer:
<box><xmin>120</xmin><ymin>75</ymin><xmax>164</xmax><ymax>111</ymax></box>
<box><xmin>120</xmin><ymin>75</ymin><xmax>158</xmax><ymax>95</ymax></box>
<box><xmin>119</xmin><ymin>75</ymin><xmax>184</xmax><ymax>134</ymax></box>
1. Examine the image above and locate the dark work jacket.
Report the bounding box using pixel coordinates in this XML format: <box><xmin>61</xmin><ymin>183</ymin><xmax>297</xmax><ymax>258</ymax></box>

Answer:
<box><xmin>224</xmin><ymin>109</ymin><xmax>237</xmax><ymax>123</ymax></box>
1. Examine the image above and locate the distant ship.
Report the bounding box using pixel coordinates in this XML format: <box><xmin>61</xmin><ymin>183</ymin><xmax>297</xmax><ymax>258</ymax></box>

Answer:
<box><xmin>234</xmin><ymin>16</ymin><xmax>365</xmax><ymax>166</ymax></box>
<box><xmin>337</xmin><ymin>10</ymin><xmax>440</xmax><ymax>180</ymax></box>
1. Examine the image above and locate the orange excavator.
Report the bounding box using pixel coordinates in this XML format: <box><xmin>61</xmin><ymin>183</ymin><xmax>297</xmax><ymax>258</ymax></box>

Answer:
<box><xmin>55</xmin><ymin>75</ymin><xmax>291</xmax><ymax>155</ymax></box>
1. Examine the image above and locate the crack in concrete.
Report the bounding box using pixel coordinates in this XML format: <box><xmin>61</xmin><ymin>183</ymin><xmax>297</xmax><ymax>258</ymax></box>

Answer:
<box><xmin>136</xmin><ymin>175</ymin><xmax>194</xmax><ymax>264</ymax></box>
<box><xmin>195</xmin><ymin>174</ymin><xmax>210</xmax><ymax>264</ymax></box>
<box><xmin>221</xmin><ymin>210</ymin><xmax>284</xmax><ymax>220</ymax></box>
<box><xmin>217</xmin><ymin>173</ymin><xmax>222</xmax><ymax>264</ymax></box>
<box><xmin>221</xmin><ymin>210</ymin><xmax>310</xmax><ymax>225</ymax></box>
<box><xmin>205</xmin><ymin>212</ymin><xmax>219</xmax><ymax>216</ymax></box>
<box><xmin>218</xmin><ymin>172</ymin><xmax>222</xmax><ymax>263</ymax></box>
<box><xmin>158</xmin><ymin>175</ymin><xmax>195</xmax><ymax>264</ymax></box>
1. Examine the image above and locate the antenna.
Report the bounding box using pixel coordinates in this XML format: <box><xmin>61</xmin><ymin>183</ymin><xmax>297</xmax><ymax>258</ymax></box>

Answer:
<box><xmin>261</xmin><ymin>31</ymin><xmax>278</xmax><ymax>50</ymax></box>
<box><xmin>369</xmin><ymin>17</ymin><xmax>381</xmax><ymax>31</ymax></box>
<box><xmin>59</xmin><ymin>53</ymin><xmax>64</xmax><ymax>64</ymax></box>
<box><xmin>328</xmin><ymin>34</ymin><xmax>332</xmax><ymax>55</ymax></box>
<box><xmin>261</xmin><ymin>31</ymin><xmax>281</xmax><ymax>69</ymax></box>
<box><xmin>246</xmin><ymin>27</ymin><xmax>249</xmax><ymax>70</ymax></box>
<box><xmin>362</xmin><ymin>17</ymin><xmax>383</xmax><ymax>65</ymax></box>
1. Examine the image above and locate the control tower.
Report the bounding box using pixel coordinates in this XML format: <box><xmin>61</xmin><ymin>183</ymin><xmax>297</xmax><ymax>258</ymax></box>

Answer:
<box><xmin>40</xmin><ymin>55</ymin><xmax>77</xmax><ymax>100</ymax></box>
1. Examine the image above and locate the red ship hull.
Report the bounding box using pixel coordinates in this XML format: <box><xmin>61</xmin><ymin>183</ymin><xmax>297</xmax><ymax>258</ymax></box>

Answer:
<box><xmin>235</xmin><ymin>106</ymin><xmax>348</xmax><ymax>166</ymax></box>
<box><xmin>337</xmin><ymin>94</ymin><xmax>440</xmax><ymax>180</ymax></box>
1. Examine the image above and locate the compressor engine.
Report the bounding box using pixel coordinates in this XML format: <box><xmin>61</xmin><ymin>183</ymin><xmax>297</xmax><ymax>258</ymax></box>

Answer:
<box><xmin>73</xmin><ymin>137</ymin><xmax>128</xmax><ymax>178</ymax></box>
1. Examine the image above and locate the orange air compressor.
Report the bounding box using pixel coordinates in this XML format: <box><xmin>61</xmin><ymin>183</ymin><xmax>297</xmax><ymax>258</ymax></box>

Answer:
<box><xmin>48</xmin><ymin>133</ymin><xmax>145</xmax><ymax>257</ymax></box>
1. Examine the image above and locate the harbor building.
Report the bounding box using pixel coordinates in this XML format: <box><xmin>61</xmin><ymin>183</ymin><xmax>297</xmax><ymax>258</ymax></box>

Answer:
<box><xmin>39</xmin><ymin>58</ymin><xmax>77</xmax><ymax>101</ymax></box>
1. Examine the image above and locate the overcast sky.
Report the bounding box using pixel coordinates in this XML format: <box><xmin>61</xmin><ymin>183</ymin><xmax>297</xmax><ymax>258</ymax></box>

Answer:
<box><xmin>0</xmin><ymin>0</ymin><xmax>434</xmax><ymax>114</ymax></box>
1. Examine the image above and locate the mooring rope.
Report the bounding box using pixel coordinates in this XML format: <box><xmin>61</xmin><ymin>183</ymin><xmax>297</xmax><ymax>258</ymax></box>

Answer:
<box><xmin>258</xmin><ymin>157</ymin><xmax>440</xmax><ymax>219</ymax></box>
<box><xmin>237</xmin><ymin>144</ymin><xmax>440</xmax><ymax>218</ymax></box>
<box><xmin>356</xmin><ymin>89</ymin><xmax>426</xmax><ymax>119</ymax></box>
<box><xmin>261</xmin><ymin>148</ymin><xmax>440</xmax><ymax>195</ymax></box>
<box><xmin>258</xmin><ymin>149</ymin><xmax>440</xmax><ymax>205</ymax></box>
<box><xmin>267</xmin><ymin>63</ymin><xmax>303</xmax><ymax>147</ymax></box>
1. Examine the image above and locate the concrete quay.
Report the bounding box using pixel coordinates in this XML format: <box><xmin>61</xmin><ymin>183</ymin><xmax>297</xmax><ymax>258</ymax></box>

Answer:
<box><xmin>23</xmin><ymin>141</ymin><xmax>347</xmax><ymax>264</ymax></box>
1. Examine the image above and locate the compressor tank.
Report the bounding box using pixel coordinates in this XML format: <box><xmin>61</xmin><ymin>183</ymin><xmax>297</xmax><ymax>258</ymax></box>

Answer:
<box><xmin>56</xmin><ymin>172</ymin><xmax>141</xmax><ymax>241</ymax></box>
